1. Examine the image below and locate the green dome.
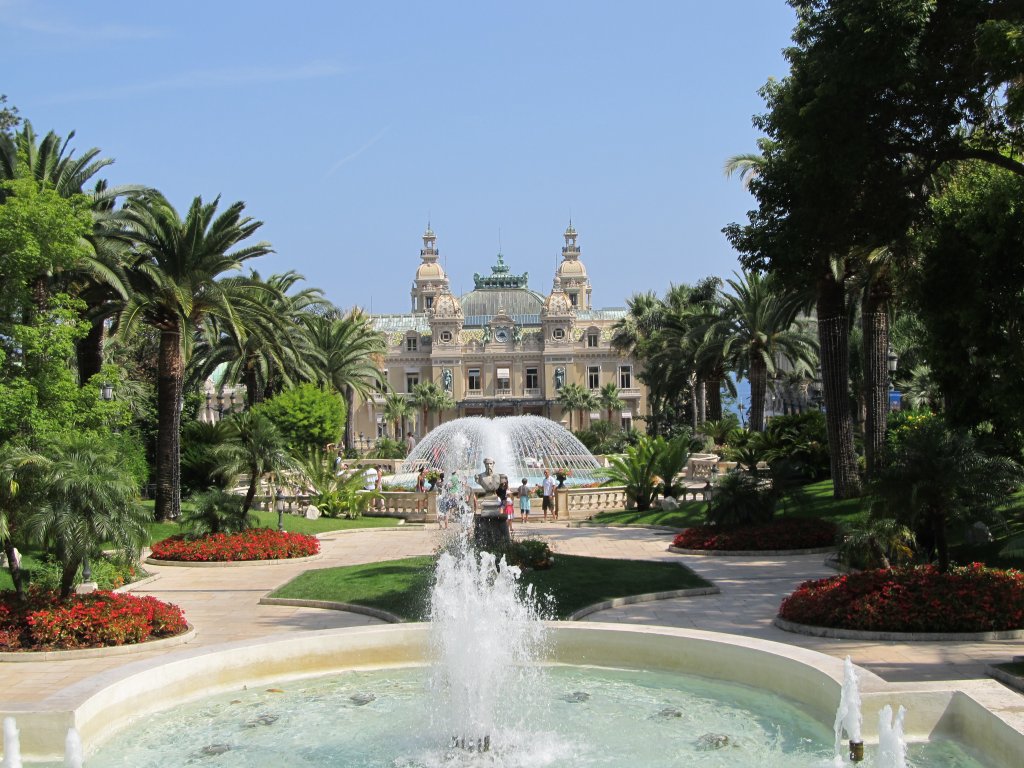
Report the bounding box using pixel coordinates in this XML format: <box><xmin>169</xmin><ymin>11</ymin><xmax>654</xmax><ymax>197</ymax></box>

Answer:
<box><xmin>459</xmin><ymin>287</ymin><xmax>546</xmax><ymax>327</ymax></box>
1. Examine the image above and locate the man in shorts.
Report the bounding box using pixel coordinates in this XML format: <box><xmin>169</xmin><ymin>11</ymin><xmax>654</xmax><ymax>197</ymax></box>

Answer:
<box><xmin>541</xmin><ymin>469</ymin><xmax>556</xmax><ymax>521</ymax></box>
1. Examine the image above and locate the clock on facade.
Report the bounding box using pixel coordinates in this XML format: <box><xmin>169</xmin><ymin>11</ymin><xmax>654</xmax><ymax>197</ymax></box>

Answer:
<box><xmin>494</xmin><ymin>327</ymin><xmax>509</xmax><ymax>343</ymax></box>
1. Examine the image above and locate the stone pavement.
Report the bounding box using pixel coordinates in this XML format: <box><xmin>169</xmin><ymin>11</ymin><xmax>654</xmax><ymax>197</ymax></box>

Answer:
<box><xmin>2</xmin><ymin>522</ymin><xmax>1021</xmax><ymax>709</ymax></box>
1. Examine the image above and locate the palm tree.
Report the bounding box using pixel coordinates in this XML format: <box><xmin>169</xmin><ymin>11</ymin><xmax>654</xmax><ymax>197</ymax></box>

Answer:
<box><xmin>702</xmin><ymin>272</ymin><xmax>817</xmax><ymax>432</ymax></box>
<box><xmin>598</xmin><ymin>382</ymin><xmax>624</xmax><ymax>428</ymax></box>
<box><xmin>556</xmin><ymin>382</ymin><xmax>597</xmax><ymax>432</ymax></box>
<box><xmin>218</xmin><ymin>411</ymin><xmax>296</xmax><ymax>529</ymax></box>
<box><xmin>23</xmin><ymin>434</ymin><xmax>149</xmax><ymax>599</ymax></box>
<box><xmin>304</xmin><ymin>309</ymin><xmax>385</xmax><ymax>451</ymax></box>
<box><xmin>191</xmin><ymin>271</ymin><xmax>326</xmax><ymax>407</ymax></box>
<box><xmin>383</xmin><ymin>390</ymin><xmax>414</xmax><ymax>440</ymax></box>
<box><xmin>410</xmin><ymin>380</ymin><xmax>455</xmax><ymax>434</ymax></box>
<box><xmin>114</xmin><ymin>193</ymin><xmax>272</xmax><ymax>520</ymax></box>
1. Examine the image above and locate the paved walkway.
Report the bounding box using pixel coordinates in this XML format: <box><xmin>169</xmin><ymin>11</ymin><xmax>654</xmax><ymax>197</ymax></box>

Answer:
<box><xmin>3</xmin><ymin>523</ymin><xmax>1022</xmax><ymax>709</ymax></box>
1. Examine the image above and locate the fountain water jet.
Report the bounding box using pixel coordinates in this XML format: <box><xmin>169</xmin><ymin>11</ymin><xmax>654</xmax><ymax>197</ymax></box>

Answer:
<box><xmin>2</xmin><ymin>717</ymin><xmax>21</xmax><ymax>768</ymax></box>
<box><xmin>877</xmin><ymin>705</ymin><xmax>908</xmax><ymax>768</ymax></box>
<box><xmin>393</xmin><ymin>416</ymin><xmax>602</xmax><ymax>488</ymax></box>
<box><xmin>833</xmin><ymin>655</ymin><xmax>864</xmax><ymax>763</ymax></box>
<box><xmin>427</xmin><ymin>470</ymin><xmax>548</xmax><ymax>752</ymax></box>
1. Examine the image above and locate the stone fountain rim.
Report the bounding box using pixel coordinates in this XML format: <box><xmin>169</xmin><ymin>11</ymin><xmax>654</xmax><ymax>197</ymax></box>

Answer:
<box><xmin>4</xmin><ymin>622</ymin><xmax>1023</xmax><ymax>766</ymax></box>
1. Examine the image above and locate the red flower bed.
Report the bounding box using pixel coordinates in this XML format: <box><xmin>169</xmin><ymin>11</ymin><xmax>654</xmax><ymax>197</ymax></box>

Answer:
<box><xmin>150</xmin><ymin>528</ymin><xmax>320</xmax><ymax>562</ymax></box>
<box><xmin>0</xmin><ymin>589</ymin><xmax>187</xmax><ymax>651</ymax></box>
<box><xmin>779</xmin><ymin>563</ymin><xmax>1024</xmax><ymax>633</ymax></box>
<box><xmin>672</xmin><ymin>518</ymin><xmax>838</xmax><ymax>551</ymax></box>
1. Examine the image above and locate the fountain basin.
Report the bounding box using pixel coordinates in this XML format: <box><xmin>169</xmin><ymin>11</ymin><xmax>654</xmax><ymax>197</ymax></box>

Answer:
<box><xmin>5</xmin><ymin>623</ymin><xmax>1023</xmax><ymax>765</ymax></box>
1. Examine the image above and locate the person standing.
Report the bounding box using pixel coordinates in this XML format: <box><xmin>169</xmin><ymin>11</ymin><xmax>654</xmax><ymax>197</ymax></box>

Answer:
<box><xmin>518</xmin><ymin>477</ymin><xmax>532</xmax><ymax>524</ymax></box>
<box><xmin>415</xmin><ymin>466</ymin><xmax>427</xmax><ymax>516</ymax></box>
<box><xmin>542</xmin><ymin>469</ymin><xmax>557</xmax><ymax>521</ymax></box>
<box><xmin>405</xmin><ymin>431</ymin><xmax>417</xmax><ymax>454</ymax></box>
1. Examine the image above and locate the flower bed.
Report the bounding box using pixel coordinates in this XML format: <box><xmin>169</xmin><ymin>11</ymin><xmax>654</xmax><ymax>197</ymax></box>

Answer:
<box><xmin>0</xmin><ymin>589</ymin><xmax>187</xmax><ymax>651</ymax></box>
<box><xmin>779</xmin><ymin>563</ymin><xmax>1024</xmax><ymax>633</ymax></box>
<box><xmin>671</xmin><ymin>518</ymin><xmax>838</xmax><ymax>551</ymax></box>
<box><xmin>150</xmin><ymin>528</ymin><xmax>320</xmax><ymax>562</ymax></box>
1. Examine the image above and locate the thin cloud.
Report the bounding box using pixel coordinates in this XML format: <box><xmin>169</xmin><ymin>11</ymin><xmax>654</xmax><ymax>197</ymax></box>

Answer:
<box><xmin>41</xmin><ymin>62</ymin><xmax>349</xmax><ymax>104</ymax></box>
<box><xmin>0</xmin><ymin>0</ymin><xmax>163</xmax><ymax>40</ymax></box>
<box><xmin>325</xmin><ymin>126</ymin><xmax>391</xmax><ymax>177</ymax></box>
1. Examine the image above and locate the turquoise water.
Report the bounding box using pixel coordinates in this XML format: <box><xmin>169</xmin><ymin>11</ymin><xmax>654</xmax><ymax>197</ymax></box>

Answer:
<box><xmin>60</xmin><ymin>665</ymin><xmax>992</xmax><ymax>767</ymax></box>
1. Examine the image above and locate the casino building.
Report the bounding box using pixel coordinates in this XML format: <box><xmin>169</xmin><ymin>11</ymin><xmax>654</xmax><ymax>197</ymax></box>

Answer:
<box><xmin>351</xmin><ymin>224</ymin><xmax>648</xmax><ymax>441</ymax></box>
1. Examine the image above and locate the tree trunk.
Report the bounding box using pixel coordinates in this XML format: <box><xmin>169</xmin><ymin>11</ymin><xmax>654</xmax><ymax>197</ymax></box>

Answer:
<box><xmin>690</xmin><ymin>374</ymin><xmax>699</xmax><ymax>433</ymax></box>
<box><xmin>933</xmin><ymin>512</ymin><xmax>950</xmax><ymax>572</ymax></box>
<box><xmin>245</xmin><ymin>365</ymin><xmax>263</xmax><ymax>408</ymax></box>
<box><xmin>698</xmin><ymin>380</ymin><xmax>707</xmax><ymax>425</ymax></box>
<box><xmin>862</xmin><ymin>279</ymin><xmax>891</xmax><ymax>479</ymax></box>
<box><xmin>817</xmin><ymin>276</ymin><xmax>862</xmax><ymax>499</ymax></box>
<box><xmin>242</xmin><ymin>472</ymin><xmax>258</xmax><ymax>515</ymax></box>
<box><xmin>155</xmin><ymin>328</ymin><xmax>183</xmax><ymax>521</ymax></box>
<box><xmin>749</xmin><ymin>357</ymin><xmax>768</xmax><ymax>432</ymax></box>
<box><xmin>2</xmin><ymin>538</ymin><xmax>26</xmax><ymax>600</ymax></box>
<box><xmin>60</xmin><ymin>559</ymin><xmax>79</xmax><ymax>600</ymax></box>
<box><xmin>76</xmin><ymin>319</ymin><xmax>105</xmax><ymax>386</ymax></box>
<box><xmin>344</xmin><ymin>385</ymin><xmax>356</xmax><ymax>450</ymax></box>
<box><xmin>706</xmin><ymin>377</ymin><xmax>723</xmax><ymax>421</ymax></box>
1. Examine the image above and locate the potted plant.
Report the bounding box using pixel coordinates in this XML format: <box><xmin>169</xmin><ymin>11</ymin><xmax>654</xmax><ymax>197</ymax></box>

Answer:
<box><xmin>555</xmin><ymin>468</ymin><xmax>570</xmax><ymax>487</ymax></box>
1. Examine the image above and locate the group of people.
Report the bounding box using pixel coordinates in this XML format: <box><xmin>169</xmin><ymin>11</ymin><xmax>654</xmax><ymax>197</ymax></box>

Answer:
<box><xmin>491</xmin><ymin>469</ymin><xmax>558</xmax><ymax>531</ymax></box>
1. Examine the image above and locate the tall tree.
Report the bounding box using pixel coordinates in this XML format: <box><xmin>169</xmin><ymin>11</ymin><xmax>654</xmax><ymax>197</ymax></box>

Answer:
<box><xmin>304</xmin><ymin>309</ymin><xmax>385</xmax><ymax>450</ymax></box>
<box><xmin>191</xmin><ymin>271</ymin><xmax>325</xmax><ymax>407</ymax></box>
<box><xmin>598</xmin><ymin>382</ymin><xmax>625</xmax><ymax>427</ymax></box>
<box><xmin>410</xmin><ymin>380</ymin><xmax>455</xmax><ymax>433</ymax></box>
<box><xmin>556</xmin><ymin>382</ymin><xmax>597</xmax><ymax>432</ymax></box>
<box><xmin>115</xmin><ymin>194</ymin><xmax>272</xmax><ymax>520</ymax></box>
<box><xmin>383</xmin><ymin>389</ymin><xmax>413</xmax><ymax>440</ymax></box>
<box><xmin>701</xmin><ymin>272</ymin><xmax>817</xmax><ymax>433</ymax></box>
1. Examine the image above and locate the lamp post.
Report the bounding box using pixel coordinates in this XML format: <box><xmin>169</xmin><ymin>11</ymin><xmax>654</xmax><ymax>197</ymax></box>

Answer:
<box><xmin>99</xmin><ymin>382</ymin><xmax>113</xmax><ymax>401</ymax></box>
<box><xmin>887</xmin><ymin>349</ymin><xmax>899</xmax><ymax>411</ymax></box>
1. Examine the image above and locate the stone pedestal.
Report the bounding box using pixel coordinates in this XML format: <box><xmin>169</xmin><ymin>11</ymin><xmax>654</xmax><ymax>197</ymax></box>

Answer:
<box><xmin>474</xmin><ymin>497</ymin><xmax>510</xmax><ymax>550</ymax></box>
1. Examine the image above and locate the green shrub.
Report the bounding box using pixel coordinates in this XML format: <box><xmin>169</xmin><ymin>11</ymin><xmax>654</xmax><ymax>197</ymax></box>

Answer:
<box><xmin>370</xmin><ymin>437</ymin><xmax>406</xmax><ymax>460</ymax></box>
<box><xmin>487</xmin><ymin>538</ymin><xmax>554</xmax><ymax>570</ymax></box>
<box><xmin>180</xmin><ymin>489</ymin><xmax>254</xmax><ymax>536</ymax></box>
<box><xmin>26</xmin><ymin>556</ymin><xmax>142</xmax><ymax>592</ymax></box>
<box><xmin>253</xmin><ymin>383</ymin><xmax>345</xmax><ymax>453</ymax></box>
<box><xmin>705</xmin><ymin>471</ymin><xmax>775</xmax><ymax>527</ymax></box>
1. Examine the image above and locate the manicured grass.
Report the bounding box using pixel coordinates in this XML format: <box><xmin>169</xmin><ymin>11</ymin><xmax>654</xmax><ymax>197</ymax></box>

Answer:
<box><xmin>269</xmin><ymin>554</ymin><xmax>711</xmax><ymax>621</ymax></box>
<box><xmin>588</xmin><ymin>479</ymin><xmax>870</xmax><ymax>530</ymax></box>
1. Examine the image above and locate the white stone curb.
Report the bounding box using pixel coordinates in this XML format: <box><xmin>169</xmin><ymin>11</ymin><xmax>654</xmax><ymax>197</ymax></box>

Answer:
<box><xmin>0</xmin><ymin>624</ymin><xmax>196</xmax><ymax>662</ymax></box>
<box><xmin>774</xmin><ymin>616</ymin><xmax>1024</xmax><ymax>642</ymax></box>
<box><xmin>144</xmin><ymin>553</ymin><xmax>323</xmax><ymax>567</ymax></box>
<box><xmin>258</xmin><ymin>597</ymin><xmax>403</xmax><ymax>624</ymax></box>
<box><xmin>668</xmin><ymin>545</ymin><xmax>837</xmax><ymax>557</ymax></box>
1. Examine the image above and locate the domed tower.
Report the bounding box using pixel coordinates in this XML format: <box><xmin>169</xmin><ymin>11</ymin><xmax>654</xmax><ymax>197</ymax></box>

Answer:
<box><xmin>428</xmin><ymin>285</ymin><xmax>464</xmax><ymax>349</ymax></box>
<box><xmin>410</xmin><ymin>225</ymin><xmax>450</xmax><ymax>313</ymax></box>
<box><xmin>555</xmin><ymin>222</ymin><xmax>592</xmax><ymax>310</ymax></box>
<box><xmin>542</xmin><ymin>277</ymin><xmax>575</xmax><ymax>347</ymax></box>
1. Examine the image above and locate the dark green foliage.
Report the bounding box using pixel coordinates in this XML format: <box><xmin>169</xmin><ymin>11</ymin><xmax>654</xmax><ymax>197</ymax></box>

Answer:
<box><xmin>180</xmin><ymin>489</ymin><xmax>254</xmax><ymax>537</ymax></box>
<box><xmin>911</xmin><ymin>162</ymin><xmax>1024</xmax><ymax>459</ymax></box>
<box><xmin>705</xmin><ymin>471</ymin><xmax>775</xmax><ymax>527</ymax></box>
<box><xmin>760</xmin><ymin>411</ymin><xmax>830</xmax><ymax>480</ymax></box>
<box><xmin>872</xmin><ymin>413</ymin><xmax>1023</xmax><ymax>571</ymax></box>
<box><xmin>654</xmin><ymin>434</ymin><xmax>692</xmax><ymax>499</ymax></box>
<box><xmin>180</xmin><ymin>420</ymin><xmax>236</xmax><ymax>496</ymax></box>
<box><xmin>574</xmin><ymin>421</ymin><xmax>639</xmax><ymax>455</ymax></box>
<box><xmin>370</xmin><ymin>437</ymin><xmax>406</xmax><ymax>460</ymax></box>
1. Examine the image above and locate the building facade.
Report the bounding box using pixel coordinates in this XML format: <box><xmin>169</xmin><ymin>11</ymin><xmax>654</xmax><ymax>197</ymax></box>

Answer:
<box><xmin>351</xmin><ymin>225</ymin><xmax>648</xmax><ymax>443</ymax></box>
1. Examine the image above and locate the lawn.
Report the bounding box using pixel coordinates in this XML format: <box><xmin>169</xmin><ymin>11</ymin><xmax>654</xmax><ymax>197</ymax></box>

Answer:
<box><xmin>588</xmin><ymin>479</ymin><xmax>871</xmax><ymax>530</ymax></box>
<box><xmin>137</xmin><ymin>500</ymin><xmax>402</xmax><ymax>536</ymax></box>
<box><xmin>269</xmin><ymin>554</ymin><xmax>711</xmax><ymax>620</ymax></box>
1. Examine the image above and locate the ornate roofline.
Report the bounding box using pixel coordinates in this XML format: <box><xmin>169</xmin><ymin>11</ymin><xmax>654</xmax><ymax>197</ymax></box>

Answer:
<box><xmin>473</xmin><ymin>253</ymin><xmax>528</xmax><ymax>289</ymax></box>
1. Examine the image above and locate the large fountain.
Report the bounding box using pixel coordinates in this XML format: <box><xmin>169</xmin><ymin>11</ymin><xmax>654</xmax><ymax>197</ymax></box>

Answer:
<box><xmin>3</xmin><ymin>441</ymin><xmax>1023</xmax><ymax>765</ymax></box>
<box><xmin>391</xmin><ymin>415</ymin><xmax>603</xmax><ymax>488</ymax></box>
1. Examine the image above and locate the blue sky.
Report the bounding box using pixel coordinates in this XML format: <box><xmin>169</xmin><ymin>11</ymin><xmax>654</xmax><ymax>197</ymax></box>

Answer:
<box><xmin>2</xmin><ymin>1</ymin><xmax>796</xmax><ymax>314</ymax></box>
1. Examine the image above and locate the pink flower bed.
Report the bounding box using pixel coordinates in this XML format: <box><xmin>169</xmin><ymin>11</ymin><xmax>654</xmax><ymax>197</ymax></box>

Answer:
<box><xmin>150</xmin><ymin>528</ymin><xmax>320</xmax><ymax>562</ymax></box>
<box><xmin>0</xmin><ymin>589</ymin><xmax>187</xmax><ymax>651</ymax></box>
<box><xmin>672</xmin><ymin>518</ymin><xmax>838</xmax><ymax>551</ymax></box>
<box><xmin>779</xmin><ymin>563</ymin><xmax>1024</xmax><ymax>633</ymax></box>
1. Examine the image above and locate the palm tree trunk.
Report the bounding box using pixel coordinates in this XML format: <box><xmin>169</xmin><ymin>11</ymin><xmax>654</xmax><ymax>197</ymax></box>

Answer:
<box><xmin>698</xmin><ymin>380</ymin><xmax>707</xmax><ymax>425</ymax></box>
<box><xmin>690</xmin><ymin>374</ymin><xmax>698</xmax><ymax>433</ymax></box>
<box><xmin>245</xmin><ymin>365</ymin><xmax>263</xmax><ymax>408</ymax></box>
<box><xmin>749</xmin><ymin>356</ymin><xmax>768</xmax><ymax>432</ymax></box>
<box><xmin>705</xmin><ymin>376</ymin><xmax>723</xmax><ymax>421</ymax></box>
<box><xmin>76</xmin><ymin>319</ymin><xmax>105</xmax><ymax>386</ymax></box>
<box><xmin>344</xmin><ymin>385</ymin><xmax>356</xmax><ymax>450</ymax></box>
<box><xmin>242</xmin><ymin>473</ymin><xmax>258</xmax><ymax>515</ymax></box>
<box><xmin>817</xmin><ymin>276</ymin><xmax>862</xmax><ymax>499</ymax></box>
<box><xmin>155</xmin><ymin>328</ymin><xmax>183</xmax><ymax>521</ymax></box>
<box><xmin>2</xmin><ymin>538</ymin><xmax>26</xmax><ymax>600</ymax></box>
<box><xmin>862</xmin><ymin>279</ymin><xmax>890</xmax><ymax>479</ymax></box>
